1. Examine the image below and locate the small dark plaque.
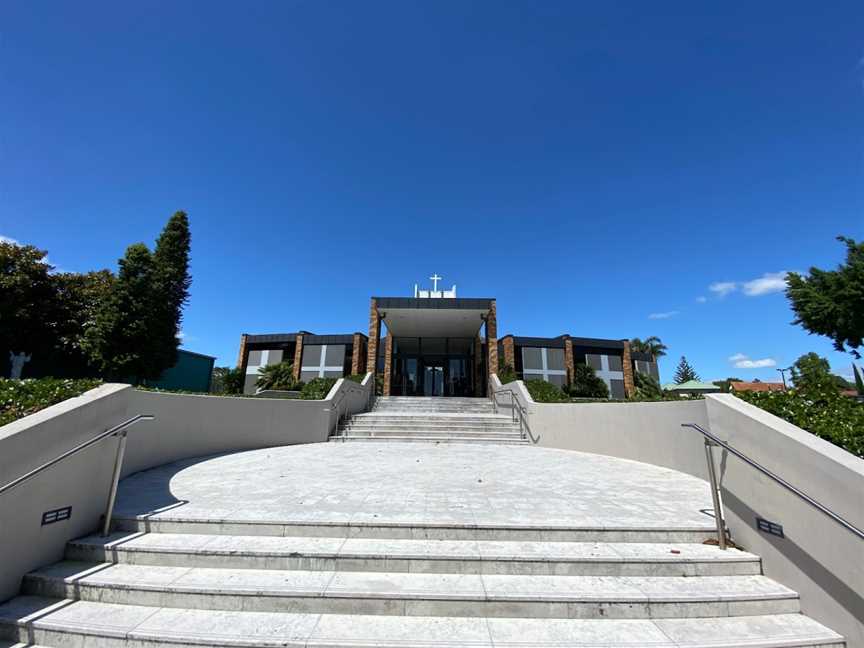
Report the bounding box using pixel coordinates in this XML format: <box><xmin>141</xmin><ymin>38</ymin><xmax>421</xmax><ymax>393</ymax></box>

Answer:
<box><xmin>756</xmin><ymin>517</ymin><xmax>784</xmax><ymax>538</ymax></box>
<box><xmin>42</xmin><ymin>506</ymin><xmax>72</xmax><ymax>526</ymax></box>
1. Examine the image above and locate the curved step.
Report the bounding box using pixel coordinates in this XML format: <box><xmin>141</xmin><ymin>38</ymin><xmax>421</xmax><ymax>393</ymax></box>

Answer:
<box><xmin>23</xmin><ymin>562</ymin><xmax>799</xmax><ymax>619</ymax></box>
<box><xmin>0</xmin><ymin>598</ymin><xmax>844</xmax><ymax>648</ymax></box>
<box><xmin>338</xmin><ymin>436</ymin><xmax>529</xmax><ymax>444</ymax></box>
<box><xmin>67</xmin><ymin>533</ymin><xmax>762</xmax><ymax>577</ymax></box>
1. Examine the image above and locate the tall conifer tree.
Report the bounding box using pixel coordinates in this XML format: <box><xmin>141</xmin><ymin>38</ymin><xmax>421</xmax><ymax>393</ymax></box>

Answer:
<box><xmin>673</xmin><ymin>356</ymin><xmax>700</xmax><ymax>384</ymax></box>
<box><xmin>151</xmin><ymin>211</ymin><xmax>192</xmax><ymax>374</ymax></box>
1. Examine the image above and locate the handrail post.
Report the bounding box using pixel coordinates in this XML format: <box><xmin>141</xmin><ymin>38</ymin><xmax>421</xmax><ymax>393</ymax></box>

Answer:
<box><xmin>703</xmin><ymin>438</ymin><xmax>727</xmax><ymax>550</ymax></box>
<box><xmin>101</xmin><ymin>429</ymin><xmax>129</xmax><ymax>537</ymax></box>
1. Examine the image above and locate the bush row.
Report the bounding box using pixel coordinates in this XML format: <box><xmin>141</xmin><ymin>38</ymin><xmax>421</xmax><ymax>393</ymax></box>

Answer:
<box><xmin>0</xmin><ymin>378</ymin><xmax>102</xmax><ymax>427</ymax></box>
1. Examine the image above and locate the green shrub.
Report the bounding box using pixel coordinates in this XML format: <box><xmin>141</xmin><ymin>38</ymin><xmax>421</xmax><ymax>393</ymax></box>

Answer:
<box><xmin>211</xmin><ymin>366</ymin><xmax>244</xmax><ymax>394</ymax></box>
<box><xmin>525</xmin><ymin>379</ymin><xmax>568</xmax><ymax>403</ymax></box>
<box><xmin>0</xmin><ymin>378</ymin><xmax>102</xmax><ymax>426</ymax></box>
<box><xmin>256</xmin><ymin>362</ymin><xmax>300</xmax><ymax>391</ymax></box>
<box><xmin>566</xmin><ymin>364</ymin><xmax>609</xmax><ymax>399</ymax></box>
<box><xmin>735</xmin><ymin>388</ymin><xmax>863</xmax><ymax>458</ymax></box>
<box><xmin>497</xmin><ymin>364</ymin><xmax>518</xmax><ymax>385</ymax></box>
<box><xmin>347</xmin><ymin>374</ymin><xmax>365</xmax><ymax>384</ymax></box>
<box><xmin>301</xmin><ymin>377</ymin><xmax>338</xmax><ymax>400</ymax></box>
<box><xmin>634</xmin><ymin>371</ymin><xmax>664</xmax><ymax>400</ymax></box>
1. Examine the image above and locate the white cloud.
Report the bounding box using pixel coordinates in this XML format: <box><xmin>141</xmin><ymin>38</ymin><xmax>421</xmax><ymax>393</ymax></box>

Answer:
<box><xmin>709</xmin><ymin>281</ymin><xmax>737</xmax><ymax>298</ymax></box>
<box><xmin>728</xmin><ymin>353</ymin><xmax>776</xmax><ymax>369</ymax></box>
<box><xmin>695</xmin><ymin>296</ymin><xmax>707</xmax><ymax>303</ymax></box>
<box><xmin>648</xmin><ymin>310</ymin><xmax>679</xmax><ymax>320</ymax></box>
<box><xmin>741</xmin><ymin>271</ymin><xmax>789</xmax><ymax>296</ymax></box>
<box><xmin>177</xmin><ymin>330</ymin><xmax>197</xmax><ymax>344</ymax></box>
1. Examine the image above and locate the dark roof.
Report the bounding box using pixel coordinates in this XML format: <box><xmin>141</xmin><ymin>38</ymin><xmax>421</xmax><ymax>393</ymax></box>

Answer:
<box><xmin>245</xmin><ymin>332</ymin><xmax>310</xmax><ymax>344</ymax></box>
<box><xmin>568</xmin><ymin>337</ymin><xmax>626</xmax><ymax>350</ymax></box>
<box><xmin>177</xmin><ymin>349</ymin><xmax>218</xmax><ymax>360</ymax></box>
<box><xmin>510</xmin><ymin>336</ymin><xmax>567</xmax><ymax>349</ymax></box>
<box><xmin>305</xmin><ymin>333</ymin><xmax>366</xmax><ymax>344</ymax></box>
<box><xmin>373</xmin><ymin>297</ymin><xmax>494</xmax><ymax>310</ymax></box>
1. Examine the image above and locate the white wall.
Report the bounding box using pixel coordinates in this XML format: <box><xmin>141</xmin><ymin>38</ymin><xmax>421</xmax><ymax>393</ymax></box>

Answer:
<box><xmin>493</xmin><ymin>377</ymin><xmax>864</xmax><ymax>646</ymax></box>
<box><xmin>0</xmin><ymin>376</ymin><xmax>372</xmax><ymax>602</ymax></box>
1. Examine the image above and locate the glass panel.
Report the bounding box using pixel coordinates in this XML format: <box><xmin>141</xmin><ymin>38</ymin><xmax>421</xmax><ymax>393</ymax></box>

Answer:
<box><xmin>522</xmin><ymin>348</ymin><xmax>543</xmax><ymax>370</ymax></box>
<box><xmin>324</xmin><ymin>344</ymin><xmax>345</xmax><ymax>366</ymax></box>
<box><xmin>607</xmin><ymin>354</ymin><xmax>623</xmax><ymax>372</ymax></box>
<box><xmin>610</xmin><ymin>379</ymin><xmax>626</xmax><ymax>399</ymax></box>
<box><xmin>323</xmin><ymin>370</ymin><xmax>343</xmax><ymax>379</ymax></box>
<box><xmin>548</xmin><ymin>374</ymin><xmax>566</xmax><ymax>387</ymax></box>
<box><xmin>300</xmin><ymin>370</ymin><xmax>319</xmax><ymax>382</ymax></box>
<box><xmin>547</xmin><ymin>348</ymin><xmax>565</xmax><ymax>370</ymax></box>
<box><xmin>423</xmin><ymin>364</ymin><xmax>444</xmax><ymax>396</ymax></box>
<box><xmin>422</xmin><ymin>338</ymin><xmax>446</xmax><ymax>354</ymax></box>
<box><xmin>586</xmin><ymin>354</ymin><xmax>602</xmax><ymax>370</ymax></box>
<box><xmin>448</xmin><ymin>358</ymin><xmax>470</xmax><ymax>396</ymax></box>
<box><xmin>247</xmin><ymin>350</ymin><xmax>262</xmax><ymax>367</ymax></box>
<box><xmin>649</xmin><ymin>362</ymin><xmax>660</xmax><ymax>381</ymax></box>
<box><xmin>301</xmin><ymin>345</ymin><xmax>323</xmax><ymax>367</ymax></box>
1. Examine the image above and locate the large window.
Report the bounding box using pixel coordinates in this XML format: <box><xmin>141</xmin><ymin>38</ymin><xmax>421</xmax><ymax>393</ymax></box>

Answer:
<box><xmin>635</xmin><ymin>359</ymin><xmax>660</xmax><ymax>381</ymax></box>
<box><xmin>244</xmin><ymin>349</ymin><xmax>284</xmax><ymax>393</ymax></box>
<box><xmin>522</xmin><ymin>347</ymin><xmax>566</xmax><ymax>387</ymax></box>
<box><xmin>586</xmin><ymin>353</ymin><xmax>625</xmax><ymax>398</ymax></box>
<box><xmin>300</xmin><ymin>344</ymin><xmax>346</xmax><ymax>382</ymax></box>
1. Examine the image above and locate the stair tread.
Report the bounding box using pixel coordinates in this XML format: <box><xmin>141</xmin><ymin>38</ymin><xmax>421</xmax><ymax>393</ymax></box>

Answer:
<box><xmin>29</xmin><ymin>561</ymin><xmax>793</xmax><ymax>602</ymax></box>
<box><xmin>71</xmin><ymin>533</ymin><xmax>759</xmax><ymax>564</ymax></box>
<box><xmin>0</xmin><ymin>598</ymin><xmax>842</xmax><ymax>647</ymax></box>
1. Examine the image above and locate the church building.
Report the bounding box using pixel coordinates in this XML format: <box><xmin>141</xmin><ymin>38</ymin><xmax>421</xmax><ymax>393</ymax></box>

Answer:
<box><xmin>236</xmin><ymin>275</ymin><xmax>660</xmax><ymax>398</ymax></box>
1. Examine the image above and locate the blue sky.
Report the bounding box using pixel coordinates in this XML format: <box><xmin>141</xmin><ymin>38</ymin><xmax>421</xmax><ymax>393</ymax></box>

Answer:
<box><xmin>2</xmin><ymin>2</ymin><xmax>863</xmax><ymax>383</ymax></box>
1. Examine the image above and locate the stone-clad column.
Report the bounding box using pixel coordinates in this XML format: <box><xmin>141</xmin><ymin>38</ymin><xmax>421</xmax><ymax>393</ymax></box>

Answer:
<box><xmin>474</xmin><ymin>335</ymin><xmax>484</xmax><ymax>396</ymax></box>
<box><xmin>366</xmin><ymin>299</ymin><xmax>381</xmax><ymax>375</ymax></box>
<box><xmin>486</xmin><ymin>300</ymin><xmax>498</xmax><ymax>382</ymax></box>
<box><xmin>351</xmin><ymin>333</ymin><xmax>366</xmax><ymax>375</ymax></box>
<box><xmin>382</xmin><ymin>331</ymin><xmax>393</xmax><ymax>396</ymax></box>
<box><xmin>293</xmin><ymin>333</ymin><xmax>305</xmax><ymax>381</ymax></box>
<box><xmin>501</xmin><ymin>336</ymin><xmax>515</xmax><ymax>370</ymax></box>
<box><xmin>622</xmin><ymin>340</ymin><xmax>635</xmax><ymax>398</ymax></box>
<box><xmin>236</xmin><ymin>334</ymin><xmax>248</xmax><ymax>369</ymax></box>
<box><xmin>563</xmin><ymin>336</ymin><xmax>575</xmax><ymax>385</ymax></box>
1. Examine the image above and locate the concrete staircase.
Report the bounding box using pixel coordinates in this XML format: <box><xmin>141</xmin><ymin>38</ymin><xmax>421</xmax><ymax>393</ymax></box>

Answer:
<box><xmin>335</xmin><ymin>396</ymin><xmax>528</xmax><ymax>444</ymax></box>
<box><xmin>0</xmin><ymin>516</ymin><xmax>844</xmax><ymax>647</ymax></box>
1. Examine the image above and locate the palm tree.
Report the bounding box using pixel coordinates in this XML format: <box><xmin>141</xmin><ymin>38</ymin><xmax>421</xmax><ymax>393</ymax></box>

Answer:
<box><xmin>629</xmin><ymin>336</ymin><xmax>668</xmax><ymax>359</ymax></box>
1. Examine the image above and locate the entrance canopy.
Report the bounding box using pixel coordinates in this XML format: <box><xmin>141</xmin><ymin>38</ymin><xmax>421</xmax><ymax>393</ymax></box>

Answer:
<box><xmin>375</xmin><ymin>297</ymin><xmax>492</xmax><ymax>338</ymax></box>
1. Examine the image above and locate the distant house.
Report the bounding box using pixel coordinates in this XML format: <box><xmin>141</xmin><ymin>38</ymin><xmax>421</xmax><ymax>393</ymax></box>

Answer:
<box><xmin>730</xmin><ymin>381</ymin><xmax>786</xmax><ymax>393</ymax></box>
<box><xmin>662</xmin><ymin>380</ymin><xmax>722</xmax><ymax>396</ymax></box>
<box><xmin>149</xmin><ymin>349</ymin><xmax>216</xmax><ymax>393</ymax></box>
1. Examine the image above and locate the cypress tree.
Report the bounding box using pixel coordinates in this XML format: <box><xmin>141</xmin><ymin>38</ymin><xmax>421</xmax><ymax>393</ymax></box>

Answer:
<box><xmin>150</xmin><ymin>211</ymin><xmax>192</xmax><ymax>375</ymax></box>
<box><xmin>673</xmin><ymin>356</ymin><xmax>700</xmax><ymax>384</ymax></box>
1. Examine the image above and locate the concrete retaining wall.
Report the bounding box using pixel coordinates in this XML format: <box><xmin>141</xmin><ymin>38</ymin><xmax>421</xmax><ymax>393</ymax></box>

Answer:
<box><xmin>493</xmin><ymin>376</ymin><xmax>864</xmax><ymax>646</ymax></box>
<box><xmin>0</xmin><ymin>376</ymin><xmax>371</xmax><ymax>602</ymax></box>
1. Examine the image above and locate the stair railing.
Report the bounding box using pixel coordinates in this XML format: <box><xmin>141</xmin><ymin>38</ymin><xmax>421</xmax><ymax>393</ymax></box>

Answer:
<box><xmin>491</xmin><ymin>388</ymin><xmax>534</xmax><ymax>442</ymax></box>
<box><xmin>682</xmin><ymin>422</ymin><xmax>864</xmax><ymax>550</ymax></box>
<box><xmin>0</xmin><ymin>414</ymin><xmax>155</xmax><ymax>537</ymax></box>
<box><xmin>330</xmin><ymin>381</ymin><xmax>371</xmax><ymax>441</ymax></box>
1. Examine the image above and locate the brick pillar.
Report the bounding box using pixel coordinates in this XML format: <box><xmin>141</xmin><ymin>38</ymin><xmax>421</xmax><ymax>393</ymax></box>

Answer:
<box><xmin>501</xmin><ymin>336</ymin><xmax>515</xmax><ymax>370</ymax></box>
<box><xmin>293</xmin><ymin>333</ymin><xmax>305</xmax><ymax>381</ymax></box>
<box><xmin>474</xmin><ymin>335</ymin><xmax>484</xmax><ymax>396</ymax></box>
<box><xmin>382</xmin><ymin>331</ymin><xmax>393</xmax><ymax>396</ymax></box>
<box><xmin>563</xmin><ymin>336</ymin><xmax>575</xmax><ymax>385</ymax></box>
<box><xmin>237</xmin><ymin>334</ymin><xmax>248</xmax><ymax>369</ymax></box>
<box><xmin>486</xmin><ymin>300</ymin><xmax>498</xmax><ymax>381</ymax></box>
<box><xmin>366</xmin><ymin>299</ymin><xmax>381</xmax><ymax>375</ymax></box>
<box><xmin>622</xmin><ymin>340</ymin><xmax>635</xmax><ymax>398</ymax></box>
<box><xmin>351</xmin><ymin>333</ymin><xmax>366</xmax><ymax>375</ymax></box>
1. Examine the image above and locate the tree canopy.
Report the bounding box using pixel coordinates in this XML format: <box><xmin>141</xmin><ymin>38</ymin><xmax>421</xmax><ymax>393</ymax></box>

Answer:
<box><xmin>629</xmin><ymin>336</ymin><xmax>668</xmax><ymax>359</ymax></box>
<box><xmin>786</xmin><ymin>236</ymin><xmax>864</xmax><ymax>358</ymax></box>
<box><xmin>673</xmin><ymin>356</ymin><xmax>700</xmax><ymax>384</ymax></box>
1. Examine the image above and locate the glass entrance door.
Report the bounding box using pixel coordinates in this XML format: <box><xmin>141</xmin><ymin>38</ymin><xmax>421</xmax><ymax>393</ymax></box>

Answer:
<box><xmin>422</xmin><ymin>362</ymin><xmax>445</xmax><ymax>396</ymax></box>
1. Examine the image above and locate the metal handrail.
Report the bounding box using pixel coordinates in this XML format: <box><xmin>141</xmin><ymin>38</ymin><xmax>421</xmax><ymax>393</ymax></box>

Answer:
<box><xmin>0</xmin><ymin>414</ymin><xmax>155</xmax><ymax>537</ymax></box>
<box><xmin>492</xmin><ymin>388</ymin><xmax>534</xmax><ymax>442</ymax></box>
<box><xmin>329</xmin><ymin>380</ymin><xmax>370</xmax><ymax>441</ymax></box>
<box><xmin>682</xmin><ymin>423</ymin><xmax>864</xmax><ymax>548</ymax></box>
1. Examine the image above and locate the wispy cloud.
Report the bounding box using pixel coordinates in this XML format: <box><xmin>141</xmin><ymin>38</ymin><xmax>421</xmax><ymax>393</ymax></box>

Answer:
<box><xmin>695</xmin><ymin>296</ymin><xmax>707</xmax><ymax>304</ymax></box>
<box><xmin>177</xmin><ymin>330</ymin><xmax>197</xmax><ymax>344</ymax></box>
<box><xmin>648</xmin><ymin>310</ymin><xmax>679</xmax><ymax>320</ymax></box>
<box><xmin>741</xmin><ymin>271</ymin><xmax>789</xmax><ymax>296</ymax></box>
<box><xmin>728</xmin><ymin>353</ymin><xmax>776</xmax><ymax>369</ymax></box>
<box><xmin>709</xmin><ymin>281</ymin><xmax>737</xmax><ymax>298</ymax></box>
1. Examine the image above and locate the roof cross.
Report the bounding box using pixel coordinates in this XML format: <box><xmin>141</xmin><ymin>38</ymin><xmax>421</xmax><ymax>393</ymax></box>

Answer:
<box><xmin>430</xmin><ymin>273</ymin><xmax>442</xmax><ymax>292</ymax></box>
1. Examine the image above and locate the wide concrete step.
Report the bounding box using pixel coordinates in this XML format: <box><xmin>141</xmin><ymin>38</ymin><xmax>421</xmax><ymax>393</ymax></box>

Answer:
<box><xmin>67</xmin><ymin>533</ymin><xmax>762</xmax><ymax>577</ymax></box>
<box><xmin>339</xmin><ymin>435</ymin><xmax>529</xmax><ymax>445</ymax></box>
<box><xmin>337</xmin><ymin>430</ymin><xmax>523</xmax><ymax>440</ymax></box>
<box><xmin>0</xmin><ymin>598</ymin><xmax>844</xmax><ymax>647</ymax></box>
<box><xmin>112</xmin><ymin>516</ymin><xmax>716</xmax><ymax>543</ymax></box>
<box><xmin>341</xmin><ymin>421</ymin><xmax>519</xmax><ymax>430</ymax></box>
<box><xmin>23</xmin><ymin>562</ymin><xmax>799</xmax><ymax>619</ymax></box>
<box><xmin>353</xmin><ymin>414</ymin><xmax>514</xmax><ymax>423</ymax></box>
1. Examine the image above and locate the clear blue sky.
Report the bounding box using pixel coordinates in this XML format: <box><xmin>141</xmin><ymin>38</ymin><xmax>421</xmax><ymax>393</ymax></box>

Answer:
<box><xmin>2</xmin><ymin>2</ymin><xmax>863</xmax><ymax>383</ymax></box>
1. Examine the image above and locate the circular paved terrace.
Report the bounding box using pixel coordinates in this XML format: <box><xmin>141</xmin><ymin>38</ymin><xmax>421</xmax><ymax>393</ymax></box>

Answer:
<box><xmin>115</xmin><ymin>443</ymin><xmax>716</xmax><ymax>533</ymax></box>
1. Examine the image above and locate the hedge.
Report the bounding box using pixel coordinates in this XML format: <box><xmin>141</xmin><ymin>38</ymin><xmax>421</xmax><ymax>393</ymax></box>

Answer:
<box><xmin>0</xmin><ymin>378</ymin><xmax>102</xmax><ymax>427</ymax></box>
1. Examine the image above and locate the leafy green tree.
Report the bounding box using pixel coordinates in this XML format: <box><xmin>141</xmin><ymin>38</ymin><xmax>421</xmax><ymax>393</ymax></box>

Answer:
<box><xmin>83</xmin><ymin>243</ymin><xmax>160</xmax><ymax>382</ymax></box>
<box><xmin>256</xmin><ymin>361</ymin><xmax>299</xmax><ymax>391</ymax></box>
<box><xmin>790</xmin><ymin>352</ymin><xmax>834</xmax><ymax>392</ymax></box>
<box><xmin>52</xmin><ymin>270</ymin><xmax>114</xmax><ymax>374</ymax></box>
<box><xmin>150</xmin><ymin>211</ymin><xmax>192</xmax><ymax>375</ymax></box>
<box><xmin>566</xmin><ymin>364</ymin><xmax>609</xmax><ymax>398</ymax></box>
<box><xmin>786</xmin><ymin>236</ymin><xmax>864</xmax><ymax>358</ymax></box>
<box><xmin>673</xmin><ymin>356</ymin><xmax>700</xmax><ymax>384</ymax></box>
<box><xmin>0</xmin><ymin>242</ymin><xmax>56</xmax><ymax>362</ymax></box>
<box><xmin>211</xmin><ymin>366</ymin><xmax>244</xmax><ymax>394</ymax></box>
<box><xmin>713</xmin><ymin>377</ymin><xmax>743</xmax><ymax>393</ymax></box>
<box><xmin>634</xmin><ymin>371</ymin><xmax>664</xmax><ymax>399</ymax></box>
<box><xmin>629</xmin><ymin>336</ymin><xmax>668</xmax><ymax>359</ymax></box>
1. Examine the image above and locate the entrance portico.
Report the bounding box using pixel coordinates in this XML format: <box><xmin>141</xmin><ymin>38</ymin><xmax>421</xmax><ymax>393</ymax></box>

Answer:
<box><xmin>367</xmin><ymin>292</ymin><xmax>497</xmax><ymax>397</ymax></box>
